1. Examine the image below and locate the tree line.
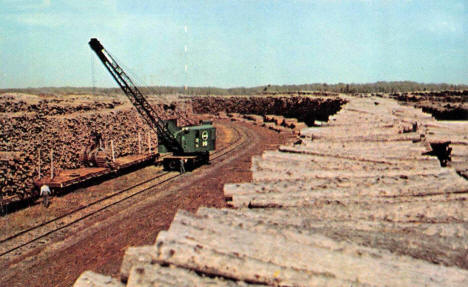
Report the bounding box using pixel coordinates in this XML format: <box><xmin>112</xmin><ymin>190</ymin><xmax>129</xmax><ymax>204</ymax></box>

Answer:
<box><xmin>1</xmin><ymin>81</ymin><xmax>467</xmax><ymax>96</ymax></box>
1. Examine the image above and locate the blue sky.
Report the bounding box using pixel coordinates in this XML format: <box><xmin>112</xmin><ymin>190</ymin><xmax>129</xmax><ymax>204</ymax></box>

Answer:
<box><xmin>0</xmin><ymin>0</ymin><xmax>466</xmax><ymax>88</ymax></box>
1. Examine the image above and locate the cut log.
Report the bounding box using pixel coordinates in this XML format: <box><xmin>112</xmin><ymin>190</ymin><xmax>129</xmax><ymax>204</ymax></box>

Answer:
<box><xmin>196</xmin><ymin>207</ymin><xmax>468</xmax><ymax>268</ymax></box>
<box><xmin>197</xmin><ymin>207</ymin><xmax>468</xmax><ymax>269</ymax></box>
<box><xmin>252</xmin><ymin>155</ymin><xmax>442</xmax><ymax>173</ymax></box>
<box><xmin>228</xmin><ymin>169</ymin><xmax>463</xmax><ymax>198</ymax></box>
<box><xmin>228</xmin><ymin>184</ymin><xmax>468</xmax><ymax>208</ymax></box>
<box><xmin>279</xmin><ymin>141</ymin><xmax>430</xmax><ymax>160</ymax></box>
<box><xmin>127</xmin><ymin>264</ymin><xmax>262</xmax><ymax>287</ymax></box>
<box><xmin>155</xmin><ymin>230</ymin><xmax>359</xmax><ymax>286</ymax></box>
<box><xmin>73</xmin><ymin>271</ymin><xmax>123</xmax><ymax>287</ymax></box>
<box><xmin>152</xmin><ymin>210</ymin><xmax>468</xmax><ymax>287</ymax></box>
<box><xmin>120</xmin><ymin>246</ymin><xmax>158</xmax><ymax>282</ymax></box>
<box><xmin>252</xmin><ymin>166</ymin><xmax>451</xmax><ymax>182</ymax></box>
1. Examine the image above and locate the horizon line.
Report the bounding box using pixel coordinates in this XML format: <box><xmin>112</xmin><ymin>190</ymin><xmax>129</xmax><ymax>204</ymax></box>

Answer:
<box><xmin>1</xmin><ymin>80</ymin><xmax>468</xmax><ymax>91</ymax></box>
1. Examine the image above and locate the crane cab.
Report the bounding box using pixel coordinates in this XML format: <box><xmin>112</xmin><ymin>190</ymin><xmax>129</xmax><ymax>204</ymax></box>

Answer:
<box><xmin>158</xmin><ymin>119</ymin><xmax>216</xmax><ymax>171</ymax></box>
<box><xmin>157</xmin><ymin>120</ymin><xmax>216</xmax><ymax>154</ymax></box>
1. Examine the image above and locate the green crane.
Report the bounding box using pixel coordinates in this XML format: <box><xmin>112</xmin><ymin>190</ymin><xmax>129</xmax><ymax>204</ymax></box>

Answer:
<box><xmin>89</xmin><ymin>38</ymin><xmax>216</xmax><ymax>171</ymax></box>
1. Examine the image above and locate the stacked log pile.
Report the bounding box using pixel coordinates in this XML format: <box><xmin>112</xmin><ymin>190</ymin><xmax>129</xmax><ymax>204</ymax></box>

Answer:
<box><xmin>243</xmin><ymin>114</ymin><xmax>264</xmax><ymax>124</ymax></box>
<box><xmin>0</xmin><ymin>152</ymin><xmax>35</xmax><ymax>197</ymax></box>
<box><xmin>264</xmin><ymin>114</ymin><xmax>284</xmax><ymax>125</ymax></box>
<box><xmin>75</xmin><ymin>96</ymin><xmax>468</xmax><ymax>286</ymax></box>
<box><xmin>0</xmin><ymin>94</ymin><xmax>193</xmax><ymax>200</ymax></box>
<box><xmin>227</xmin><ymin>113</ymin><xmax>307</xmax><ymax>134</ymax></box>
<box><xmin>192</xmin><ymin>95</ymin><xmax>346</xmax><ymax>125</ymax></box>
<box><xmin>264</xmin><ymin>116</ymin><xmax>307</xmax><ymax>133</ymax></box>
<box><xmin>0</xmin><ymin>93</ymin><xmax>123</xmax><ymax>115</ymax></box>
<box><xmin>388</xmin><ymin>90</ymin><xmax>467</xmax><ymax>120</ymax></box>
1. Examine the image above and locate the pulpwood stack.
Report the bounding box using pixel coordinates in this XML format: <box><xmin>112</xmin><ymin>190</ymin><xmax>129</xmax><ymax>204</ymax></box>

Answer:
<box><xmin>0</xmin><ymin>100</ymin><xmax>194</xmax><ymax>205</ymax></box>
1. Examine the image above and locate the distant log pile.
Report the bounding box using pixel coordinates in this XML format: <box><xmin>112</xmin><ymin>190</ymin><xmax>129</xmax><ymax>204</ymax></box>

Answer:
<box><xmin>388</xmin><ymin>90</ymin><xmax>468</xmax><ymax>120</ymax></box>
<box><xmin>0</xmin><ymin>94</ymin><xmax>193</xmax><ymax>200</ymax></box>
<box><xmin>192</xmin><ymin>96</ymin><xmax>346</xmax><ymax>126</ymax></box>
<box><xmin>76</xmin><ymin>96</ymin><xmax>468</xmax><ymax>286</ymax></box>
<box><xmin>260</xmin><ymin>90</ymin><xmax>339</xmax><ymax>96</ymax></box>
<box><xmin>0</xmin><ymin>95</ymin><xmax>123</xmax><ymax>115</ymax></box>
<box><xmin>390</xmin><ymin>90</ymin><xmax>467</xmax><ymax>103</ymax></box>
<box><xmin>225</xmin><ymin>113</ymin><xmax>307</xmax><ymax>134</ymax></box>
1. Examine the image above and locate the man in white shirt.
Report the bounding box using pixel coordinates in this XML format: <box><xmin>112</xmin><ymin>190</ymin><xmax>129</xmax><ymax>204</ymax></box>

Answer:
<box><xmin>40</xmin><ymin>185</ymin><xmax>51</xmax><ymax>208</ymax></box>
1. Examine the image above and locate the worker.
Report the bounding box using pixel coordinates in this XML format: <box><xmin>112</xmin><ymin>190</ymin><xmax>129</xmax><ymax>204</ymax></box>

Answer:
<box><xmin>179</xmin><ymin>159</ymin><xmax>185</xmax><ymax>174</ymax></box>
<box><xmin>40</xmin><ymin>185</ymin><xmax>51</xmax><ymax>208</ymax></box>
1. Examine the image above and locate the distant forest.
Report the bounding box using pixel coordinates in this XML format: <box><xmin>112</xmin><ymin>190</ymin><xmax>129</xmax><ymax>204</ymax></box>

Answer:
<box><xmin>2</xmin><ymin>81</ymin><xmax>467</xmax><ymax>96</ymax></box>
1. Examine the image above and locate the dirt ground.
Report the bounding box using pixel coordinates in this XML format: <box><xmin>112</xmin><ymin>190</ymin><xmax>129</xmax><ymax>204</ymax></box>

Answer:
<box><xmin>1</xmin><ymin>120</ymin><xmax>294</xmax><ymax>287</ymax></box>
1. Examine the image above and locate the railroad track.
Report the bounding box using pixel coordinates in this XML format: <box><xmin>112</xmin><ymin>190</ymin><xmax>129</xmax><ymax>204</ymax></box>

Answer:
<box><xmin>0</xmin><ymin>122</ymin><xmax>247</xmax><ymax>261</ymax></box>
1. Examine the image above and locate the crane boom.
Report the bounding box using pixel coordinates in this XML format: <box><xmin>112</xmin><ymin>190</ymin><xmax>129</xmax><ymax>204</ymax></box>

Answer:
<box><xmin>89</xmin><ymin>38</ymin><xmax>182</xmax><ymax>153</ymax></box>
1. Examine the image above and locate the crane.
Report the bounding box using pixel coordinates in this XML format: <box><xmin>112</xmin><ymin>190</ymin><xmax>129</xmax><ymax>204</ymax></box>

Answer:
<box><xmin>89</xmin><ymin>38</ymin><xmax>216</xmax><ymax>171</ymax></box>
